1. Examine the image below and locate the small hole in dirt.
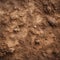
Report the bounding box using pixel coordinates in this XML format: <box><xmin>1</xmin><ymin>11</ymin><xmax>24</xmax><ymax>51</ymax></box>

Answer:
<box><xmin>52</xmin><ymin>51</ymin><xmax>57</xmax><ymax>57</ymax></box>
<box><xmin>45</xmin><ymin>38</ymin><xmax>47</xmax><ymax>40</ymax></box>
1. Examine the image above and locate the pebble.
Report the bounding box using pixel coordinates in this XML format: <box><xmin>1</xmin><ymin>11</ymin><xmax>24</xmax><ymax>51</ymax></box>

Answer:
<box><xmin>13</xmin><ymin>27</ymin><xmax>20</xmax><ymax>33</ymax></box>
<box><xmin>9</xmin><ymin>47</ymin><xmax>15</xmax><ymax>53</ymax></box>
<box><xmin>47</xmin><ymin>16</ymin><xmax>57</xmax><ymax>27</ymax></box>
<box><xmin>35</xmin><ymin>39</ymin><xmax>40</xmax><ymax>45</ymax></box>
<box><xmin>34</xmin><ymin>25</ymin><xmax>37</xmax><ymax>28</ymax></box>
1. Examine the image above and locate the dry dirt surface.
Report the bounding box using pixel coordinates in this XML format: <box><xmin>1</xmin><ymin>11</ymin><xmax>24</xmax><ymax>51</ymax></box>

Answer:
<box><xmin>0</xmin><ymin>0</ymin><xmax>60</xmax><ymax>60</ymax></box>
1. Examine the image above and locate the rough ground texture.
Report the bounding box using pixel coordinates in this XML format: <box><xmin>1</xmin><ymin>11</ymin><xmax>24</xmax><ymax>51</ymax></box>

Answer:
<box><xmin>0</xmin><ymin>0</ymin><xmax>60</xmax><ymax>60</ymax></box>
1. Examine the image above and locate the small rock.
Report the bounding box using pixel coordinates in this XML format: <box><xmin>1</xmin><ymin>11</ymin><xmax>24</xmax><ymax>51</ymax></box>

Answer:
<box><xmin>9</xmin><ymin>47</ymin><xmax>15</xmax><ymax>53</ymax></box>
<box><xmin>47</xmin><ymin>16</ymin><xmax>57</xmax><ymax>27</ymax></box>
<box><xmin>13</xmin><ymin>27</ymin><xmax>20</xmax><ymax>33</ymax></box>
<box><xmin>34</xmin><ymin>25</ymin><xmax>37</xmax><ymax>28</ymax></box>
<box><xmin>34</xmin><ymin>39</ymin><xmax>40</xmax><ymax>45</ymax></box>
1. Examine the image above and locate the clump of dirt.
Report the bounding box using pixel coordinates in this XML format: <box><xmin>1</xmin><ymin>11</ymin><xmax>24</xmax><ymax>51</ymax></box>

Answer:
<box><xmin>0</xmin><ymin>0</ymin><xmax>60</xmax><ymax>60</ymax></box>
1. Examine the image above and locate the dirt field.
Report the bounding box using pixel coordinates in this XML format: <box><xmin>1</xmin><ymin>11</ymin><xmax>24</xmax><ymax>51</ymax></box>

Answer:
<box><xmin>0</xmin><ymin>0</ymin><xmax>60</xmax><ymax>60</ymax></box>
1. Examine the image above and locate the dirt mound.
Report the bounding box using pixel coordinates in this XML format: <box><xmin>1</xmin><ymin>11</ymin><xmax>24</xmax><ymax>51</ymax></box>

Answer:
<box><xmin>0</xmin><ymin>0</ymin><xmax>60</xmax><ymax>60</ymax></box>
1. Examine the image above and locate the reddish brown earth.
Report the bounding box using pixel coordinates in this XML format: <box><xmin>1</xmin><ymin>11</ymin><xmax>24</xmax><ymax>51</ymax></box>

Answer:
<box><xmin>0</xmin><ymin>0</ymin><xmax>60</xmax><ymax>60</ymax></box>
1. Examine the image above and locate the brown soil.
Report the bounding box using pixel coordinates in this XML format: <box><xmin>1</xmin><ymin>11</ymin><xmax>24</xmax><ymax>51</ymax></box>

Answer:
<box><xmin>0</xmin><ymin>0</ymin><xmax>60</xmax><ymax>60</ymax></box>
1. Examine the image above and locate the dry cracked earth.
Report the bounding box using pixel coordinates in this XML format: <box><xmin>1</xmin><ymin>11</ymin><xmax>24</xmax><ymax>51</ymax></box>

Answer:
<box><xmin>0</xmin><ymin>0</ymin><xmax>60</xmax><ymax>60</ymax></box>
